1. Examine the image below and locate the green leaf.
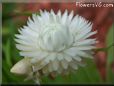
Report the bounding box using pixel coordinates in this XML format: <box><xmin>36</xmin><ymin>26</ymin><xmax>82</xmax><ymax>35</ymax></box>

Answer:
<box><xmin>2</xmin><ymin>39</ymin><xmax>12</xmax><ymax>67</ymax></box>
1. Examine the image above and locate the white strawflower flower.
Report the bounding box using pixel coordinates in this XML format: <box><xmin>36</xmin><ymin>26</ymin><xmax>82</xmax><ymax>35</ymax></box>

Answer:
<box><xmin>11</xmin><ymin>9</ymin><xmax>97</xmax><ymax>83</ymax></box>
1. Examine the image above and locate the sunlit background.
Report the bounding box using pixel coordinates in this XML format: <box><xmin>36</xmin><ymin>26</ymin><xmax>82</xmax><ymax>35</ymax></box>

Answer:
<box><xmin>2</xmin><ymin>2</ymin><xmax>114</xmax><ymax>84</ymax></box>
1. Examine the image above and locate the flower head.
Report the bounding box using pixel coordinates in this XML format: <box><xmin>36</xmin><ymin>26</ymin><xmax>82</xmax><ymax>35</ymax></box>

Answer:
<box><xmin>11</xmin><ymin>9</ymin><xmax>97</xmax><ymax>83</ymax></box>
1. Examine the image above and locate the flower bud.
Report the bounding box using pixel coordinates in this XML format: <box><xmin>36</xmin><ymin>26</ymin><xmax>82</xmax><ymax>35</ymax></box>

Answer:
<box><xmin>10</xmin><ymin>58</ymin><xmax>32</xmax><ymax>75</ymax></box>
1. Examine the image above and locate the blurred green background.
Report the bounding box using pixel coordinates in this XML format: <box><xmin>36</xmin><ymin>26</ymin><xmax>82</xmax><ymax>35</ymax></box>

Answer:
<box><xmin>2</xmin><ymin>3</ymin><xmax>114</xmax><ymax>84</ymax></box>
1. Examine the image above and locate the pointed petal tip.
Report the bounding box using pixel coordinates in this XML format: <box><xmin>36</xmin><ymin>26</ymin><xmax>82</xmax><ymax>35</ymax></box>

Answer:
<box><xmin>39</xmin><ymin>9</ymin><xmax>43</xmax><ymax>13</ymax></box>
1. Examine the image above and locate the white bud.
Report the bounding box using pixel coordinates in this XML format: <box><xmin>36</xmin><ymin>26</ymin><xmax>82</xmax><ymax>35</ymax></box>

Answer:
<box><xmin>10</xmin><ymin>58</ymin><xmax>32</xmax><ymax>75</ymax></box>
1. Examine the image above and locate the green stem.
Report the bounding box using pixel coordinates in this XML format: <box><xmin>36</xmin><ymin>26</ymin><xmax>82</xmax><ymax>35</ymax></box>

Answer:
<box><xmin>93</xmin><ymin>43</ymin><xmax>114</xmax><ymax>52</ymax></box>
<box><xmin>106</xmin><ymin>45</ymin><xmax>114</xmax><ymax>83</ymax></box>
<box><xmin>94</xmin><ymin>43</ymin><xmax>114</xmax><ymax>83</ymax></box>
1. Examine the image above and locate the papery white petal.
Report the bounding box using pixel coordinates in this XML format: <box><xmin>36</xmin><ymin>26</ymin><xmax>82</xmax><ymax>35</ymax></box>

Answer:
<box><xmin>32</xmin><ymin>61</ymin><xmax>48</xmax><ymax>72</ymax></box>
<box><xmin>69</xmin><ymin>61</ymin><xmax>78</xmax><ymax>70</ymax></box>
<box><xmin>63</xmin><ymin>54</ymin><xmax>72</xmax><ymax>62</ymax></box>
<box><xmin>82</xmin><ymin>31</ymin><xmax>97</xmax><ymax>39</ymax></box>
<box><xmin>64</xmin><ymin>47</ymin><xmax>78</xmax><ymax>57</ymax></box>
<box><xmin>73</xmin><ymin>39</ymin><xmax>97</xmax><ymax>46</ymax></box>
<box><xmin>61</xmin><ymin>60</ymin><xmax>68</xmax><ymax>69</ymax></box>
<box><xmin>16</xmin><ymin>44</ymin><xmax>38</xmax><ymax>51</ymax></box>
<box><xmin>51</xmin><ymin>59</ymin><xmax>59</xmax><ymax>71</ymax></box>
<box><xmin>72</xmin><ymin>56</ymin><xmax>82</xmax><ymax>61</ymax></box>
<box><xmin>61</xmin><ymin>10</ymin><xmax>68</xmax><ymax>25</ymax></box>
<box><xmin>68</xmin><ymin>10</ymin><xmax>74</xmax><ymax>23</ymax></box>
<box><xmin>57</xmin><ymin>53</ymin><xmax>64</xmax><ymax>61</ymax></box>
<box><xmin>76</xmin><ymin>50</ymin><xmax>93</xmax><ymax>58</ymax></box>
<box><xmin>57</xmin><ymin>10</ymin><xmax>61</xmax><ymax>18</ymax></box>
<box><xmin>74</xmin><ymin>46</ymin><xmax>96</xmax><ymax>50</ymax></box>
<box><xmin>20</xmin><ymin>51</ymin><xmax>48</xmax><ymax>58</ymax></box>
<box><xmin>48</xmin><ymin>62</ymin><xmax>53</xmax><ymax>72</ymax></box>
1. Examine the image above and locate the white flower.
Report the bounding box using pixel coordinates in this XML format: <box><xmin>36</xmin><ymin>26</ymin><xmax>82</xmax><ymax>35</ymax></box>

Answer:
<box><xmin>11</xmin><ymin>9</ymin><xmax>97</xmax><ymax>82</ymax></box>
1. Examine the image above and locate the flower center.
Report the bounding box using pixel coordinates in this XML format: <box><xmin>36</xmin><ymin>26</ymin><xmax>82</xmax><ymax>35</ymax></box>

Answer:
<box><xmin>38</xmin><ymin>23</ymin><xmax>73</xmax><ymax>52</ymax></box>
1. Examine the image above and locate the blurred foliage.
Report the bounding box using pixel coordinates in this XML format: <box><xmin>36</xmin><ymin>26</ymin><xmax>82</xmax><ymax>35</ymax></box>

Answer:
<box><xmin>2</xmin><ymin>3</ymin><xmax>114</xmax><ymax>85</ymax></box>
<box><xmin>2</xmin><ymin>19</ymin><xmax>34</xmax><ymax>84</ymax></box>
<box><xmin>2</xmin><ymin>3</ymin><xmax>16</xmax><ymax>21</ymax></box>
<box><xmin>106</xmin><ymin>25</ymin><xmax>114</xmax><ymax>84</ymax></box>
<box><xmin>2</xmin><ymin>3</ymin><xmax>34</xmax><ymax>84</ymax></box>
